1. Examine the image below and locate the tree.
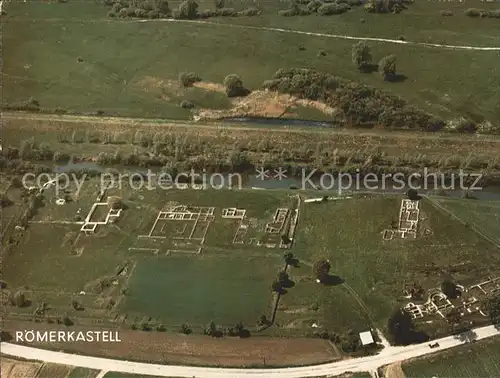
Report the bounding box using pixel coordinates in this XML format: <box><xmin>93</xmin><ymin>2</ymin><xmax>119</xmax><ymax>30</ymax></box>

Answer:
<box><xmin>484</xmin><ymin>294</ymin><xmax>500</xmax><ymax>324</ymax></box>
<box><xmin>204</xmin><ymin>321</ymin><xmax>217</xmax><ymax>336</ymax></box>
<box><xmin>446</xmin><ymin>308</ymin><xmax>462</xmax><ymax>331</ymax></box>
<box><xmin>180</xmin><ymin>323</ymin><xmax>192</xmax><ymax>334</ymax></box>
<box><xmin>387</xmin><ymin>308</ymin><xmax>413</xmax><ymax>345</ymax></box>
<box><xmin>257</xmin><ymin>315</ymin><xmax>269</xmax><ymax>326</ymax></box>
<box><xmin>351</xmin><ymin>41</ymin><xmax>372</xmax><ymax>71</ymax></box>
<box><xmin>12</xmin><ymin>291</ymin><xmax>26</xmax><ymax>307</ymax></box>
<box><xmin>154</xmin><ymin>0</ymin><xmax>170</xmax><ymax>14</ymax></box>
<box><xmin>107</xmin><ymin>196</ymin><xmax>123</xmax><ymax>210</ymax></box>
<box><xmin>174</xmin><ymin>0</ymin><xmax>198</xmax><ymax>19</ymax></box>
<box><xmin>278</xmin><ymin>271</ymin><xmax>290</xmax><ymax>287</ymax></box>
<box><xmin>284</xmin><ymin>251</ymin><xmax>294</xmax><ymax>265</ymax></box>
<box><xmin>441</xmin><ymin>280</ymin><xmax>461</xmax><ymax>299</ymax></box>
<box><xmin>271</xmin><ymin>279</ymin><xmax>283</xmax><ymax>293</ymax></box>
<box><xmin>214</xmin><ymin>0</ymin><xmax>224</xmax><ymax>9</ymax></box>
<box><xmin>62</xmin><ymin>315</ymin><xmax>73</xmax><ymax>327</ymax></box>
<box><xmin>312</xmin><ymin>258</ymin><xmax>331</xmax><ymax>282</ymax></box>
<box><xmin>223</xmin><ymin>74</ymin><xmax>248</xmax><ymax>97</ymax></box>
<box><xmin>406</xmin><ymin>189</ymin><xmax>420</xmax><ymax>201</ymax></box>
<box><xmin>178</xmin><ymin>72</ymin><xmax>201</xmax><ymax>87</ymax></box>
<box><xmin>379</xmin><ymin>54</ymin><xmax>397</xmax><ymax>80</ymax></box>
<box><xmin>281</xmin><ymin>234</ymin><xmax>291</xmax><ymax>246</ymax></box>
<box><xmin>71</xmin><ymin>300</ymin><xmax>79</xmax><ymax>310</ymax></box>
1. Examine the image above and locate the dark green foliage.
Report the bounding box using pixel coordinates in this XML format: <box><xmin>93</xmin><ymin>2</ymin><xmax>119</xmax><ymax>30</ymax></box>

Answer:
<box><xmin>312</xmin><ymin>258</ymin><xmax>331</xmax><ymax>282</ymax></box>
<box><xmin>318</xmin><ymin>2</ymin><xmax>350</xmax><ymax>15</ymax></box>
<box><xmin>351</xmin><ymin>41</ymin><xmax>372</xmax><ymax>70</ymax></box>
<box><xmin>180</xmin><ymin>100</ymin><xmax>195</xmax><ymax>109</ymax></box>
<box><xmin>178</xmin><ymin>72</ymin><xmax>201</xmax><ymax>87</ymax></box>
<box><xmin>262</xmin><ymin>68</ymin><xmax>444</xmax><ymax>131</ymax></box>
<box><xmin>224</xmin><ymin>74</ymin><xmax>250</xmax><ymax>97</ymax></box>
<box><xmin>180</xmin><ymin>323</ymin><xmax>192</xmax><ymax>334</ymax></box>
<box><xmin>173</xmin><ymin>0</ymin><xmax>199</xmax><ymax>19</ymax></box>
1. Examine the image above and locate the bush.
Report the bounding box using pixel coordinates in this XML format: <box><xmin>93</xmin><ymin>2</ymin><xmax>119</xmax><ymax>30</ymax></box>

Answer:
<box><xmin>214</xmin><ymin>7</ymin><xmax>237</xmax><ymax>16</ymax></box>
<box><xmin>464</xmin><ymin>8</ymin><xmax>483</xmax><ymax>17</ymax></box>
<box><xmin>238</xmin><ymin>7</ymin><xmax>260</xmax><ymax>16</ymax></box>
<box><xmin>351</xmin><ymin>41</ymin><xmax>372</xmax><ymax>70</ymax></box>
<box><xmin>108</xmin><ymin>11</ymin><xmax>117</xmax><ymax>17</ymax></box>
<box><xmin>378</xmin><ymin>54</ymin><xmax>397</xmax><ymax>80</ymax></box>
<box><xmin>135</xmin><ymin>8</ymin><xmax>147</xmax><ymax>17</ymax></box>
<box><xmin>179</xmin><ymin>72</ymin><xmax>201</xmax><ymax>87</ymax></box>
<box><xmin>180</xmin><ymin>100</ymin><xmax>195</xmax><ymax>109</ymax></box>
<box><xmin>147</xmin><ymin>10</ymin><xmax>160</xmax><ymax>18</ymax></box>
<box><xmin>307</xmin><ymin>0</ymin><xmax>323</xmax><ymax>12</ymax></box>
<box><xmin>262</xmin><ymin>68</ymin><xmax>445</xmax><ymax>131</ymax></box>
<box><xmin>224</xmin><ymin>74</ymin><xmax>249</xmax><ymax>97</ymax></box>
<box><xmin>440</xmin><ymin>10</ymin><xmax>453</xmax><ymax>16</ymax></box>
<box><xmin>318</xmin><ymin>3</ymin><xmax>350</xmax><ymax>15</ymax></box>
<box><xmin>486</xmin><ymin>9</ymin><xmax>500</xmax><ymax>18</ymax></box>
<box><xmin>174</xmin><ymin>0</ymin><xmax>199</xmax><ymax>19</ymax></box>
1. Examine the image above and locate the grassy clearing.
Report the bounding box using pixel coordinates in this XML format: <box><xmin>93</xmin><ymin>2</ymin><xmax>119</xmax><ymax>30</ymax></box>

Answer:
<box><xmin>434</xmin><ymin>198</ymin><xmax>500</xmax><ymax>245</ymax></box>
<box><xmin>1</xmin><ymin>184</ymin><xmax>292</xmax><ymax>328</ymax></box>
<box><xmin>122</xmin><ymin>254</ymin><xmax>283</xmax><ymax>327</ymax></box>
<box><xmin>3</xmin><ymin>2</ymin><xmax>500</xmax><ymax>122</ymax></box>
<box><xmin>403</xmin><ymin>337</ymin><xmax>500</xmax><ymax>378</ymax></box>
<box><xmin>286</xmin><ymin>195</ymin><xmax>500</xmax><ymax>334</ymax></box>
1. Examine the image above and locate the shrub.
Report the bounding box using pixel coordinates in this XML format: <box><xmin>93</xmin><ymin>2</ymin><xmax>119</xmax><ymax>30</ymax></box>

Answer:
<box><xmin>180</xmin><ymin>100</ymin><xmax>195</xmax><ymax>109</ymax></box>
<box><xmin>108</xmin><ymin>11</ymin><xmax>117</xmax><ymax>17</ymax></box>
<box><xmin>464</xmin><ymin>8</ymin><xmax>483</xmax><ymax>17</ymax></box>
<box><xmin>118</xmin><ymin>8</ymin><xmax>128</xmax><ymax>17</ymax></box>
<box><xmin>440</xmin><ymin>10</ymin><xmax>453</xmax><ymax>16</ymax></box>
<box><xmin>378</xmin><ymin>54</ymin><xmax>397</xmax><ymax>80</ymax></box>
<box><xmin>307</xmin><ymin>0</ymin><xmax>323</xmax><ymax>12</ymax></box>
<box><xmin>398</xmin><ymin>35</ymin><xmax>406</xmax><ymax>41</ymax></box>
<box><xmin>214</xmin><ymin>7</ymin><xmax>237</xmax><ymax>16</ymax></box>
<box><xmin>318</xmin><ymin>3</ymin><xmax>350</xmax><ymax>15</ymax></box>
<box><xmin>135</xmin><ymin>8</ymin><xmax>147</xmax><ymax>17</ymax></box>
<box><xmin>351</xmin><ymin>41</ymin><xmax>372</xmax><ymax>70</ymax></box>
<box><xmin>224</xmin><ymin>74</ymin><xmax>249</xmax><ymax>97</ymax></box>
<box><xmin>199</xmin><ymin>9</ymin><xmax>213</xmax><ymax>18</ymax></box>
<box><xmin>147</xmin><ymin>10</ymin><xmax>160</xmax><ymax>18</ymax></box>
<box><xmin>486</xmin><ymin>10</ymin><xmax>500</xmax><ymax>18</ymax></box>
<box><xmin>239</xmin><ymin>7</ymin><xmax>260</xmax><ymax>16</ymax></box>
<box><xmin>179</xmin><ymin>72</ymin><xmax>201</xmax><ymax>87</ymax></box>
<box><xmin>174</xmin><ymin>0</ymin><xmax>199</xmax><ymax>19</ymax></box>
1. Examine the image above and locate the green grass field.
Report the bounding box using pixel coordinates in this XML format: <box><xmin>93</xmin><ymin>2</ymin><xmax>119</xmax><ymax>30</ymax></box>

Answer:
<box><xmin>403</xmin><ymin>337</ymin><xmax>500</xmax><ymax>378</ymax></box>
<box><xmin>434</xmin><ymin>198</ymin><xmax>500</xmax><ymax>245</ymax></box>
<box><xmin>1</xmin><ymin>183</ymin><xmax>293</xmax><ymax>328</ymax></box>
<box><xmin>3</xmin><ymin>1</ymin><xmax>499</xmax><ymax>122</ymax></box>
<box><xmin>121</xmin><ymin>254</ymin><xmax>283</xmax><ymax>326</ymax></box>
<box><xmin>283</xmin><ymin>195</ymin><xmax>500</xmax><ymax>333</ymax></box>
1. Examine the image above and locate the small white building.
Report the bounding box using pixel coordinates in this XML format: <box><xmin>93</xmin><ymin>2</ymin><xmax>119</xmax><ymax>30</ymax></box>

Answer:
<box><xmin>359</xmin><ymin>331</ymin><xmax>374</xmax><ymax>346</ymax></box>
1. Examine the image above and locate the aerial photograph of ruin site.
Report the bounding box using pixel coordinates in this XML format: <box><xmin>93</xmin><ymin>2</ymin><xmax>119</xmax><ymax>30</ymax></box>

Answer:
<box><xmin>0</xmin><ymin>0</ymin><xmax>500</xmax><ymax>377</ymax></box>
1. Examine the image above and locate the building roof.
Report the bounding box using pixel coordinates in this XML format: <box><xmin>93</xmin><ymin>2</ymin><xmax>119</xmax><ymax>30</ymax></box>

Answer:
<box><xmin>359</xmin><ymin>331</ymin><xmax>374</xmax><ymax>345</ymax></box>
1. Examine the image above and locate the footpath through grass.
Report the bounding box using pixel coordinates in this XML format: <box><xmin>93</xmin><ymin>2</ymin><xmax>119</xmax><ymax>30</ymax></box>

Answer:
<box><xmin>287</xmin><ymin>195</ymin><xmax>500</xmax><ymax>333</ymax></box>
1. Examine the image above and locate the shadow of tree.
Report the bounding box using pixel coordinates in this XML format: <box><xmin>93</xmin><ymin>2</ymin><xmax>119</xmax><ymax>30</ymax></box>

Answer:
<box><xmin>322</xmin><ymin>275</ymin><xmax>345</xmax><ymax>286</ymax></box>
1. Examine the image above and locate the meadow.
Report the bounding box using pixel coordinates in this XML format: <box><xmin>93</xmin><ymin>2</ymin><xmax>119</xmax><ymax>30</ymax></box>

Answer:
<box><xmin>283</xmin><ymin>195</ymin><xmax>500</xmax><ymax>335</ymax></box>
<box><xmin>2</xmin><ymin>1</ymin><xmax>500</xmax><ymax>122</ymax></box>
<box><xmin>434</xmin><ymin>198</ymin><xmax>500</xmax><ymax>245</ymax></box>
<box><xmin>1</xmin><ymin>182</ymin><xmax>294</xmax><ymax>329</ymax></box>
<box><xmin>403</xmin><ymin>337</ymin><xmax>500</xmax><ymax>378</ymax></box>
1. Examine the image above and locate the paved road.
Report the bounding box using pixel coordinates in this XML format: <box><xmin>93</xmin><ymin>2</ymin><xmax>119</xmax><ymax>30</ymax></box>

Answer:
<box><xmin>2</xmin><ymin>325</ymin><xmax>499</xmax><ymax>377</ymax></box>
